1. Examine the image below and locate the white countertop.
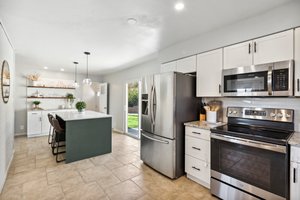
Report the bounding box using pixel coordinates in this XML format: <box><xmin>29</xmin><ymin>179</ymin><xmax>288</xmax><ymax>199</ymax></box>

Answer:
<box><xmin>289</xmin><ymin>132</ymin><xmax>300</xmax><ymax>147</ymax></box>
<box><xmin>184</xmin><ymin>121</ymin><xmax>226</xmax><ymax>130</ymax></box>
<box><xmin>54</xmin><ymin>110</ymin><xmax>112</xmax><ymax>121</ymax></box>
<box><xmin>28</xmin><ymin>108</ymin><xmax>76</xmax><ymax>112</ymax></box>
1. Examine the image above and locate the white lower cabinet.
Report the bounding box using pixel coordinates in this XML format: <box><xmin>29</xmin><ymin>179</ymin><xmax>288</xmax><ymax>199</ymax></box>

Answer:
<box><xmin>290</xmin><ymin>146</ymin><xmax>300</xmax><ymax>200</ymax></box>
<box><xmin>185</xmin><ymin>126</ymin><xmax>210</xmax><ymax>188</ymax></box>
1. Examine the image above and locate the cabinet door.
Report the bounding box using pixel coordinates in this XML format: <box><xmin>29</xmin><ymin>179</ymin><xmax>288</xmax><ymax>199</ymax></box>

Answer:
<box><xmin>253</xmin><ymin>30</ymin><xmax>294</xmax><ymax>65</ymax></box>
<box><xmin>41</xmin><ymin>111</ymin><xmax>51</xmax><ymax>134</ymax></box>
<box><xmin>176</xmin><ymin>55</ymin><xmax>196</xmax><ymax>73</ymax></box>
<box><xmin>161</xmin><ymin>61</ymin><xmax>177</xmax><ymax>73</ymax></box>
<box><xmin>196</xmin><ymin>49</ymin><xmax>223</xmax><ymax>97</ymax></box>
<box><xmin>27</xmin><ymin>111</ymin><xmax>42</xmax><ymax>137</ymax></box>
<box><xmin>290</xmin><ymin>162</ymin><xmax>300</xmax><ymax>200</ymax></box>
<box><xmin>223</xmin><ymin>41</ymin><xmax>253</xmax><ymax>69</ymax></box>
<box><xmin>295</xmin><ymin>28</ymin><xmax>300</xmax><ymax>96</ymax></box>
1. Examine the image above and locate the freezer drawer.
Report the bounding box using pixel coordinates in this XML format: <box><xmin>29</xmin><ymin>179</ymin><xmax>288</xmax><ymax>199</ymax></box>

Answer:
<box><xmin>141</xmin><ymin>131</ymin><xmax>176</xmax><ymax>178</ymax></box>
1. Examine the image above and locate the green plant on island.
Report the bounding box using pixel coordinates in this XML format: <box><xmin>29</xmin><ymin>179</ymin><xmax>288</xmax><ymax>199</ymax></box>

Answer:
<box><xmin>75</xmin><ymin>101</ymin><xmax>86</xmax><ymax>112</ymax></box>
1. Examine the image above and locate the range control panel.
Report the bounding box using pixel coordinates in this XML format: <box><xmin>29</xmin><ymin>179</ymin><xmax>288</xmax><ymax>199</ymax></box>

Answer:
<box><xmin>227</xmin><ymin>107</ymin><xmax>294</xmax><ymax>123</ymax></box>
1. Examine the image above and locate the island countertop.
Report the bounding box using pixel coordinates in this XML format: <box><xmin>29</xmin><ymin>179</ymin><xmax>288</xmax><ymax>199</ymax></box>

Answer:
<box><xmin>55</xmin><ymin>110</ymin><xmax>112</xmax><ymax>121</ymax></box>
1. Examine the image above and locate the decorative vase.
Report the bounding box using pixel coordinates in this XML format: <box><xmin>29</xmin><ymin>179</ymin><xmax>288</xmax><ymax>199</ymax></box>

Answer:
<box><xmin>67</xmin><ymin>99</ymin><xmax>73</xmax><ymax>109</ymax></box>
<box><xmin>77</xmin><ymin>109</ymin><xmax>85</xmax><ymax>113</ymax></box>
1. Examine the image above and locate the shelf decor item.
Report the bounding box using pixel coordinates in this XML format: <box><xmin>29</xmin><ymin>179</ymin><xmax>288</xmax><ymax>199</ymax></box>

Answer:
<box><xmin>82</xmin><ymin>52</ymin><xmax>92</xmax><ymax>85</ymax></box>
<box><xmin>32</xmin><ymin>101</ymin><xmax>41</xmax><ymax>109</ymax></box>
<box><xmin>73</xmin><ymin>61</ymin><xmax>79</xmax><ymax>88</ymax></box>
<box><xmin>66</xmin><ymin>93</ymin><xmax>75</xmax><ymax>108</ymax></box>
<box><xmin>1</xmin><ymin>60</ymin><xmax>10</xmax><ymax>103</ymax></box>
<box><xmin>75</xmin><ymin>101</ymin><xmax>86</xmax><ymax>113</ymax></box>
<box><xmin>26</xmin><ymin>73</ymin><xmax>40</xmax><ymax>86</ymax></box>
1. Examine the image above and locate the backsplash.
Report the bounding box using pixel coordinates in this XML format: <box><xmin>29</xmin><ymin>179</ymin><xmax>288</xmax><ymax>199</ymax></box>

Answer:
<box><xmin>204</xmin><ymin>97</ymin><xmax>300</xmax><ymax>132</ymax></box>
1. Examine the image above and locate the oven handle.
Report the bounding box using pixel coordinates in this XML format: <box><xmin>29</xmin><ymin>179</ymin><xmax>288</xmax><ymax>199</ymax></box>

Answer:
<box><xmin>211</xmin><ymin>133</ymin><xmax>286</xmax><ymax>154</ymax></box>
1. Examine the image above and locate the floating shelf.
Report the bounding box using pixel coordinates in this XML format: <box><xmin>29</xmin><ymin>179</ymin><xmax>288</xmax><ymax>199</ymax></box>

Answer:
<box><xmin>3</xmin><ymin>84</ymin><xmax>10</xmax><ymax>86</ymax></box>
<box><xmin>27</xmin><ymin>86</ymin><xmax>75</xmax><ymax>89</ymax></box>
<box><xmin>27</xmin><ymin>96</ymin><xmax>68</xmax><ymax>99</ymax></box>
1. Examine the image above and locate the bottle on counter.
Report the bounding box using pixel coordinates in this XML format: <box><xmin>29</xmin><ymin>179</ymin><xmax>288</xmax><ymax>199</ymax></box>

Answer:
<box><xmin>199</xmin><ymin>102</ymin><xmax>206</xmax><ymax>122</ymax></box>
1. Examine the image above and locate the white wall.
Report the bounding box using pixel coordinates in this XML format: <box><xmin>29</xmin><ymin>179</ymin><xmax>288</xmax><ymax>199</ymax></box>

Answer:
<box><xmin>14</xmin><ymin>59</ymin><xmax>102</xmax><ymax>135</ymax></box>
<box><xmin>160</xmin><ymin>0</ymin><xmax>300</xmax><ymax>63</ymax></box>
<box><xmin>0</xmin><ymin>22</ymin><xmax>15</xmax><ymax>192</ymax></box>
<box><xmin>103</xmin><ymin>0</ymin><xmax>300</xmax><ymax>133</ymax></box>
<box><xmin>102</xmin><ymin>57</ymin><xmax>160</xmax><ymax>132</ymax></box>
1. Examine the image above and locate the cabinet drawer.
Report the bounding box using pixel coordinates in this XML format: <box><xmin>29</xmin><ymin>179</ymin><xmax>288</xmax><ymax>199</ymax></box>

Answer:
<box><xmin>291</xmin><ymin>146</ymin><xmax>300</xmax><ymax>163</ymax></box>
<box><xmin>185</xmin><ymin>126</ymin><xmax>210</xmax><ymax>141</ymax></box>
<box><xmin>185</xmin><ymin>155</ymin><xmax>210</xmax><ymax>184</ymax></box>
<box><xmin>185</xmin><ymin>136</ymin><xmax>210</xmax><ymax>162</ymax></box>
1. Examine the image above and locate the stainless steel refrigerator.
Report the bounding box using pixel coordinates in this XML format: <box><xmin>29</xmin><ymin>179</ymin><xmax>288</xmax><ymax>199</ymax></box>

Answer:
<box><xmin>140</xmin><ymin>72</ymin><xmax>198</xmax><ymax>179</ymax></box>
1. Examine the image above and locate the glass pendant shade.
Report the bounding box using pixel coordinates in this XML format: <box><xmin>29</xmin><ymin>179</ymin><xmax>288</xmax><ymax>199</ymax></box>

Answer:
<box><xmin>83</xmin><ymin>51</ymin><xmax>92</xmax><ymax>85</ymax></box>
<box><xmin>73</xmin><ymin>61</ymin><xmax>80</xmax><ymax>88</ymax></box>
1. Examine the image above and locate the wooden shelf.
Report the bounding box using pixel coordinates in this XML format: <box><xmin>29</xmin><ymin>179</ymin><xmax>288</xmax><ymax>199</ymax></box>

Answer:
<box><xmin>27</xmin><ymin>96</ymin><xmax>68</xmax><ymax>99</ymax></box>
<box><xmin>3</xmin><ymin>84</ymin><xmax>10</xmax><ymax>86</ymax></box>
<box><xmin>27</xmin><ymin>86</ymin><xmax>75</xmax><ymax>89</ymax></box>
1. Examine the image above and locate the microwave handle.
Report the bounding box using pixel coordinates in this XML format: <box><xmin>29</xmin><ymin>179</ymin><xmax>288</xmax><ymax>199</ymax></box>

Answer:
<box><xmin>267</xmin><ymin>66</ymin><xmax>273</xmax><ymax>96</ymax></box>
<box><xmin>297</xmin><ymin>79</ymin><xmax>299</xmax><ymax>92</ymax></box>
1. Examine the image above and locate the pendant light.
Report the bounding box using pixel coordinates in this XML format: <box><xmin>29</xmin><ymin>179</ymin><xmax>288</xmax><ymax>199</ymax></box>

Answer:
<box><xmin>73</xmin><ymin>61</ymin><xmax>79</xmax><ymax>88</ymax></box>
<box><xmin>82</xmin><ymin>51</ymin><xmax>92</xmax><ymax>85</ymax></box>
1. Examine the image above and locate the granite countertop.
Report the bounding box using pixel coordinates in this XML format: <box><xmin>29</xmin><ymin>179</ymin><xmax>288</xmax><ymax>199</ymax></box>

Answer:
<box><xmin>289</xmin><ymin>132</ymin><xmax>300</xmax><ymax>147</ymax></box>
<box><xmin>55</xmin><ymin>110</ymin><xmax>112</xmax><ymax>121</ymax></box>
<box><xmin>184</xmin><ymin>121</ymin><xmax>226</xmax><ymax>130</ymax></box>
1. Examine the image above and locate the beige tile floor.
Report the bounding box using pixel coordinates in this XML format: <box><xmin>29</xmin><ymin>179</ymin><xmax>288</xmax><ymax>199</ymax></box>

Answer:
<box><xmin>0</xmin><ymin>132</ymin><xmax>216</xmax><ymax>200</ymax></box>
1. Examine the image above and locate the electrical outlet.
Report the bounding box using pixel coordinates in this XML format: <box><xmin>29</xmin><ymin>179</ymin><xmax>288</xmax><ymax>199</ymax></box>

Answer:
<box><xmin>20</xmin><ymin>125</ymin><xmax>24</xmax><ymax>130</ymax></box>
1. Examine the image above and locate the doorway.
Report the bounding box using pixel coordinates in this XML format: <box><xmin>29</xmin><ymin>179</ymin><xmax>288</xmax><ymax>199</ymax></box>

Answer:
<box><xmin>125</xmin><ymin>80</ymin><xmax>141</xmax><ymax>139</ymax></box>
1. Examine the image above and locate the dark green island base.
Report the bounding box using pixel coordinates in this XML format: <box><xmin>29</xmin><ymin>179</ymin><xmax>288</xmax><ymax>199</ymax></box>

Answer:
<box><xmin>56</xmin><ymin>111</ymin><xmax>112</xmax><ymax>163</ymax></box>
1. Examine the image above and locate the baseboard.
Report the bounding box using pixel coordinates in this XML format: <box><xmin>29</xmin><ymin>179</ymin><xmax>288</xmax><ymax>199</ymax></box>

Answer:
<box><xmin>112</xmin><ymin>128</ymin><xmax>124</xmax><ymax>134</ymax></box>
<box><xmin>0</xmin><ymin>149</ymin><xmax>14</xmax><ymax>193</ymax></box>
<box><xmin>14</xmin><ymin>132</ymin><xmax>26</xmax><ymax>137</ymax></box>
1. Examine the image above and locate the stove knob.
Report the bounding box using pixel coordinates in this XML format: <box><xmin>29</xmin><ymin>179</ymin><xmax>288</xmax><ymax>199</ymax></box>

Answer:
<box><xmin>228</xmin><ymin>110</ymin><xmax>232</xmax><ymax>115</ymax></box>
<box><xmin>286</xmin><ymin>113</ymin><xmax>291</xmax><ymax>118</ymax></box>
<box><xmin>270</xmin><ymin>113</ymin><xmax>276</xmax><ymax>118</ymax></box>
<box><xmin>233</xmin><ymin>111</ymin><xmax>237</xmax><ymax>115</ymax></box>
<box><xmin>277</xmin><ymin>113</ymin><xmax>283</xmax><ymax>118</ymax></box>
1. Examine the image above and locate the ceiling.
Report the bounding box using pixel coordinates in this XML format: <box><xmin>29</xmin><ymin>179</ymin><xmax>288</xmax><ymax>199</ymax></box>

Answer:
<box><xmin>0</xmin><ymin>0</ymin><xmax>294</xmax><ymax>74</ymax></box>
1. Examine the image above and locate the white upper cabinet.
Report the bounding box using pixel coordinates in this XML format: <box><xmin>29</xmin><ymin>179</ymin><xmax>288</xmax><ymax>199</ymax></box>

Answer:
<box><xmin>223</xmin><ymin>41</ymin><xmax>253</xmax><ymax>69</ymax></box>
<box><xmin>253</xmin><ymin>30</ymin><xmax>294</xmax><ymax>65</ymax></box>
<box><xmin>176</xmin><ymin>55</ymin><xmax>196</xmax><ymax>73</ymax></box>
<box><xmin>224</xmin><ymin>30</ymin><xmax>294</xmax><ymax>69</ymax></box>
<box><xmin>197</xmin><ymin>49</ymin><xmax>223</xmax><ymax>97</ymax></box>
<box><xmin>295</xmin><ymin>28</ymin><xmax>300</xmax><ymax>96</ymax></box>
<box><xmin>161</xmin><ymin>61</ymin><xmax>177</xmax><ymax>73</ymax></box>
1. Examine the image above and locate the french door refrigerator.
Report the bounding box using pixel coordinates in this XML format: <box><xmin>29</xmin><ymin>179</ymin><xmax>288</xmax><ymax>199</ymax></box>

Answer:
<box><xmin>141</xmin><ymin>72</ymin><xmax>198</xmax><ymax>179</ymax></box>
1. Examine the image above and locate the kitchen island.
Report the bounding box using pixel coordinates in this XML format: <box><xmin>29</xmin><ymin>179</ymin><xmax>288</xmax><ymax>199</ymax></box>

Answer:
<box><xmin>55</xmin><ymin>110</ymin><xmax>112</xmax><ymax>163</ymax></box>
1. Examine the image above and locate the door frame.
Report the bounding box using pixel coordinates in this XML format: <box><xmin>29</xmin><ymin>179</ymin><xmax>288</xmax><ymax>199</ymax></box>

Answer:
<box><xmin>124</xmin><ymin>79</ymin><xmax>142</xmax><ymax>139</ymax></box>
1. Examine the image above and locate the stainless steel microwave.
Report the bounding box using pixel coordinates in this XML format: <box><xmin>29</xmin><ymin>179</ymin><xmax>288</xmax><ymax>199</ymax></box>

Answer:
<box><xmin>222</xmin><ymin>60</ymin><xmax>294</xmax><ymax>97</ymax></box>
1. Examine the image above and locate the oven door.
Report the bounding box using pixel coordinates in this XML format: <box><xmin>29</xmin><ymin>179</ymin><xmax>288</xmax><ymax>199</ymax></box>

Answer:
<box><xmin>222</xmin><ymin>64</ymin><xmax>272</xmax><ymax>96</ymax></box>
<box><xmin>211</xmin><ymin>133</ymin><xmax>288</xmax><ymax>199</ymax></box>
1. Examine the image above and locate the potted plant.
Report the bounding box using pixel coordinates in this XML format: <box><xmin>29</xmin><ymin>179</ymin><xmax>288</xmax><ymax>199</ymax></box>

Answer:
<box><xmin>66</xmin><ymin>93</ymin><xmax>75</xmax><ymax>108</ymax></box>
<box><xmin>75</xmin><ymin>101</ymin><xmax>86</xmax><ymax>113</ymax></box>
<box><xmin>32</xmin><ymin>101</ymin><xmax>41</xmax><ymax>109</ymax></box>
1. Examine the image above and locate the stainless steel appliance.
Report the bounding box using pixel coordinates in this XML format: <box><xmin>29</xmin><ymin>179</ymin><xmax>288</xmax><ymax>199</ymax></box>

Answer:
<box><xmin>210</xmin><ymin>107</ymin><xmax>294</xmax><ymax>200</ymax></box>
<box><xmin>141</xmin><ymin>72</ymin><xmax>198</xmax><ymax>179</ymax></box>
<box><xmin>222</xmin><ymin>60</ymin><xmax>294</xmax><ymax>97</ymax></box>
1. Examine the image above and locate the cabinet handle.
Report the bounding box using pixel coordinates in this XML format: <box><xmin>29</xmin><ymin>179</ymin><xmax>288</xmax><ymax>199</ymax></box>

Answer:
<box><xmin>192</xmin><ymin>131</ymin><xmax>201</xmax><ymax>135</ymax></box>
<box><xmin>297</xmin><ymin>79</ymin><xmax>299</xmax><ymax>92</ymax></box>
<box><xmin>254</xmin><ymin>42</ymin><xmax>257</xmax><ymax>53</ymax></box>
<box><xmin>248</xmin><ymin>43</ymin><xmax>251</xmax><ymax>54</ymax></box>
<box><xmin>192</xmin><ymin>146</ymin><xmax>201</xmax><ymax>151</ymax></box>
<box><xmin>294</xmin><ymin>168</ymin><xmax>297</xmax><ymax>183</ymax></box>
<box><xmin>192</xmin><ymin>166</ymin><xmax>201</xmax><ymax>171</ymax></box>
<box><xmin>219</xmin><ymin>84</ymin><xmax>221</xmax><ymax>94</ymax></box>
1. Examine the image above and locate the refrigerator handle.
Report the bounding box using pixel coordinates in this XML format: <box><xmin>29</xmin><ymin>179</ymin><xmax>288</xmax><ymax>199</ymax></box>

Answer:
<box><xmin>150</xmin><ymin>85</ymin><xmax>155</xmax><ymax>124</ymax></box>
<box><xmin>153</xmin><ymin>86</ymin><xmax>156</xmax><ymax>122</ymax></box>
<box><xmin>141</xmin><ymin>132</ymin><xmax>169</xmax><ymax>144</ymax></box>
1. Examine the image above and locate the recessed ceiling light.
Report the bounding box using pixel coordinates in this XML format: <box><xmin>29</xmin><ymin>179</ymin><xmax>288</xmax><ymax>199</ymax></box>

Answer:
<box><xmin>44</xmin><ymin>66</ymin><xmax>48</xmax><ymax>69</ymax></box>
<box><xmin>175</xmin><ymin>2</ymin><xmax>185</xmax><ymax>11</ymax></box>
<box><xmin>127</xmin><ymin>18</ymin><xmax>137</xmax><ymax>25</ymax></box>
<box><xmin>60</xmin><ymin>68</ymin><xmax>64</xmax><ymax>71</ymax></box>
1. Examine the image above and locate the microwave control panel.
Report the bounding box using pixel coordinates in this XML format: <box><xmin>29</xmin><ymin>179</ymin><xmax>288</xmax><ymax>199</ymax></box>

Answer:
<box><xmin>273</xmin><ymin>69</ymin><xmax>288</xmax><ymax>91</ymax></box>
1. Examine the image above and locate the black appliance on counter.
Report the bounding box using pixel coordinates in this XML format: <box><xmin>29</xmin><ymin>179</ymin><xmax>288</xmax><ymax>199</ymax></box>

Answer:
<box><xmin>210</xmin><ymin>107</ymin><xmax>294</xmax><ymax>200</ymax></box>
